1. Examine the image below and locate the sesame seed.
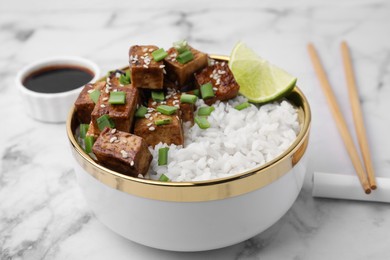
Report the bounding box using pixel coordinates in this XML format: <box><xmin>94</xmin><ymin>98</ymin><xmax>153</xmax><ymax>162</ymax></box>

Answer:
<box><xmin>163</xmin><ymin>69</ymin><xmax>167</xmax><ymax>74</ymax></box>
<box><xmin>109</xmin><ymin>136</ymin><xmax>117</xmax><ymax>143</ymax></box>
<box><xmin>149</xmin><ymin>48</ymin><xmax>154</xmax><ymax>52</ymax></box>
<box><xmin>159</xmin><ymin>64</ymin><xmax>165</xmax><ymax>68</ymax></box>
<box><xmin>143</xmin><ymin>64</ymin><xmax>148</xmax><ymax>68</ymax></box>
<box><xmin>152</xmin><ymin>101</ymin><xmax>157</xmax><ymax>106</ymax></box>
<box><xmin>120</xmin><ymin>150</ymin><xmax>128</xmax><ymax>158</ymax></box>
<box><xmin>100</xmin><ymin>104</ymin><xmax>106</xmax><ymax>108</ymax></box>
<box><xmin>143</xmin><ymin>47</ymin><xmax>148</xmax><ymax>52</ymax></box>
<box><xmin>103</xmin><ymin>97</ymin><xmax>109</xmax><ymax>101</ymax></box>
<box><xmin>113</xmin><ymin>89</ymin><xmax>118</xmax><ymax>92</ymax></box>
<box><xmin>213</xmin><ymin>87</ymin><xmax>218</xmax><ymax>91</ymax></box>
<box><xmin>147</xmin><ymin>122</ymin><xmax>152</xmax><ymax>126</ymax></box>
<box><xmin>145</xmin><ymin>113</ymin><xmax>151</xmax><ymax>119</ymax></box>
<box><xmin>111</xmin><ymin>129</ymin><xmax>116</xmax><ymax>134</ymax></box>
<box><xmin>221</xmin><ymin>62</ymin><xmax>226</xmax><ymax>66</ymax></box>
<box><xmin>119</xmin><ymin>84</ymin><xmax>124</xmax><ymax>87</ymax></box>
<box><xmin>175</xmin><ymin>104</ymin><xmax>180</xmax><ymax>108</ymax></box>
<box><xmin>173</xmin><ymin>96</ymin><xmax>178</xmax><ymax>100</ymax></box>
<box><xmin>87</xmin><ymin>89</ymin><xmax>94</xmax><ymax>93</ymax></box>
<box><xmin>149</xmin><ymin>126</ymin><xmax>155</xmax><ymax>131</ymax></box>
<box><xmin>122</xmin><ymin>139</ymin><xmax>127</xmax><ymax>144</ymax></box>
<box><xmin>130</xmin><ymin>161</ymin><xmax>135</xmax><ymax>166</ymax></box>
<box><xmin>149</xmin><ymin>117</ymin><xmax>153</xmax><ymax>121</ymax></box>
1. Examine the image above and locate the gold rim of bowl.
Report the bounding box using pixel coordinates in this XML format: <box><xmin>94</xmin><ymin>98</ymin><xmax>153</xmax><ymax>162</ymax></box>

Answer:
<box><xmin>66</xmin><ymin>55</ymin><xmax>311</xmax><ymax>202</ymax></box>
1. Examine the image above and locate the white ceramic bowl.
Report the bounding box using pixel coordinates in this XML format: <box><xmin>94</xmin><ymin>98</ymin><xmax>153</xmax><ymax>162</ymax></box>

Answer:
<box><xmin>66</xmin><ymin>57</ymin><xmax>311</xmax><ymax>252</ymax></box>
<box><xmin>16</xmin><ymin>56</ymin><xmax>100</xmax><ymax>123</ymax></box>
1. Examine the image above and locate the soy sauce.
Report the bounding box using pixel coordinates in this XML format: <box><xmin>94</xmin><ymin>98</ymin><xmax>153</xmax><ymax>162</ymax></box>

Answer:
<box><xmin>23</xmin><ymin>65</ymin><xmax>94</xmax><ymax>94</ymax></box>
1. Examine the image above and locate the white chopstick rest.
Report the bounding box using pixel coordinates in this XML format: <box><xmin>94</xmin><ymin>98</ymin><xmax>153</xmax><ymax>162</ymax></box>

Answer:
<box><xmin>312</xmin><ymin>172</ymin><xmax>390</xmax><ymax>203</ymax></box>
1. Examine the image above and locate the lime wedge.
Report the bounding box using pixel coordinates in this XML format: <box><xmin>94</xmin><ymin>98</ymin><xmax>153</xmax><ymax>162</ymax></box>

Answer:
<box><xmin>229</xmin><ymin>42</ymin><xmax>297</xmax><ymax>103</ymax></box>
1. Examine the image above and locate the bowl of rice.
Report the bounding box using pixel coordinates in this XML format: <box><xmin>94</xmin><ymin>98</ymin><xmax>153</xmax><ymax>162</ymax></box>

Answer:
<box><xmin>66</xmin><ymin>55</ymin><xmax>311</xmax><ymax>252</ymax></box>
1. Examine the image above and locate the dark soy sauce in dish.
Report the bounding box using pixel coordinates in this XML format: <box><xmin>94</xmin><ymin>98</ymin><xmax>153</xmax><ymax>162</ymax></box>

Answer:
<box><xmin>23</xmin><ymin>65</ymin><xmax>94</xmax><ymax>94</ymax></box>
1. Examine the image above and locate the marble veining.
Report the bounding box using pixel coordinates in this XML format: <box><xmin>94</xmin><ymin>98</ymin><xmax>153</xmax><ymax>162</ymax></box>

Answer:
<box><xmin>1</xmin><ymin>0</ymin><xmax>390</xmax><ymax>259</ymax></box>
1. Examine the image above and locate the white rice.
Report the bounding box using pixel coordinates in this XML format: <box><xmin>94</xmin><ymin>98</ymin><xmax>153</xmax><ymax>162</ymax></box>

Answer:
<box><xmin>148</xmin><ymin>96</ymin><xmax>300</xmax><ymax>182</ymax></box>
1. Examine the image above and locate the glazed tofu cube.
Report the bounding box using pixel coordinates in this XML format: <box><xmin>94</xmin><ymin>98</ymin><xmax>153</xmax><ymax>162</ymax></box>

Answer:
<box><xmin>148</xmin><ymin>92</ymin><xmax>195</xmax><ymax>125</ymax></box>
<box><xmin>134</xmin><ymin>110</ymin><xmax>184</xmax><ymax>147</ymax></box>
<box><xmin>129</xmin><ymin>45</ymin><xmax>164</xmax><ymax>89</ymax></box>
<box><xmin>91</xmin><ymin>85</ymin><xmax>139</xmax><ymax>133</ymax></box>
<box><xmin>92</xmin><ymin>128</ymin><xmax>152</xmax><ymax>177</ymax></box>
<box><xmin>164</xmin><ymin>45</ymin><xmax>208</xmax><ymax>86</ymax></box>
<box><xmin>106</xmin><ymin>69</ymin><xmax>130</xmax><ymax>88</ymax></box>
<box><xmin>86</xmin><ymin>121</ymin><xmax>99</xmax><ymax>139</ymax></box>
<box><xmin>74</xmin><ymin>81</ymin><xmax>106</xmax><ymax>123</ymax></box>
<box><xmin>194</xmin><ymin>60</ymin><xmax>239</xmax><ymax>105</ymax></box>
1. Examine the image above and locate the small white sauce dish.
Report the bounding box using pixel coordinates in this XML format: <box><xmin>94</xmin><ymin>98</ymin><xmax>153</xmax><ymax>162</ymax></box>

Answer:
<box><xmin>16</xmin><ymin>56</ymin><xmax>100</xmax><ymax>123</ymax></box>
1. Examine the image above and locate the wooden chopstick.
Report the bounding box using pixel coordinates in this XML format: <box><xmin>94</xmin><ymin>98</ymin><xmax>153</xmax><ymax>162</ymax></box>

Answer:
<box><xmin>307</xmin><ymin>43</ymin><xmax>371</xmax><ymax>194</ymax></box>
<box><xmin>340</xmin><ymin>41</ymin><xmax>377</xmax><ymax>190</ymax></box>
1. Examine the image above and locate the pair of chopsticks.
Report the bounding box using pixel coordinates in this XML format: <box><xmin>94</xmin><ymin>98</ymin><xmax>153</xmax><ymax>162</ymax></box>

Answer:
<box><xmin>307</xmin><ymin>42</ymin><xmax>376</xmax><ymax>194</ymax></box>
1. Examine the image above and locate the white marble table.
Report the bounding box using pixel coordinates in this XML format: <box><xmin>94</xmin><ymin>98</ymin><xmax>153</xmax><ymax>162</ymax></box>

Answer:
<box><xmin>1</xmin><ymin>0</ymin><xmax>390</xmax><ymax>259</ymax></box>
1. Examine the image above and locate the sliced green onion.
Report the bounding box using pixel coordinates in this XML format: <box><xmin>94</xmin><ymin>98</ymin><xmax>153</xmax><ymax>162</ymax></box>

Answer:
<box><xmin>135</xmin><ymin>105</ymin><xmax>148</xmax><ymax>118</ymax></box>
<box><xmin>234</xmin><ymin>102</ymin><xmax>251</xmax><ymax>111</ymax></box>
<box><xmin>152</xmin><ymin>48</ymin><xmax>168</xmax><ymax>62</ymax></box>
<box><xmin>192</xmin><ymin>89</ymin><xmax>200</xmax><ymax>97</ymax></box>
<box><xmin>155</xmin><ymin>118</ymin><xmax>172</xmax><ymax>126</ymax></box>
<box><xmin>176</xmin><ymin>50</ymin><xmax>194</xmax><ymax>64</ymax></box>
<box><xmin>84</xmin><ymin>136</ymin><xmax>95</xmax><ymax>154</ymax></box>
<box><xmin>158</xmin><ymin>147</ymin><xmax>169</xmax><ymax>166</ymax></box>
<box><xmin>198</xmin><ymin>106</ymin><xmax>215</xmax><ymax>116</ymax></box>
<box><xmin>173</xmin><ymin>39</ymin><xmax>188</xmax><ymax>54</ymax></box>
<box><xmin>109</xmin><ymin>91</ymin><xmax>126</xmax><ymax>105</ymax></box>
<box><xmin>159</xmin><ymin>174</ymin><xmax>169</xmax><ymax>182</ymax></box>
<box><xmin>89</xmin><ymin>89</ymin><xmax>100</xmax><ymax>104</ymax></box>
<box><xmin>180</xmin><ymin>94</ymin><xmax>197</xmax><ymax>104</ymax></box>
<box><xmin>156</xmin><ymin>105</ymin><xmax>178</xmax><ymax>115</ymax></box>
<box><xmin>195</xmin><ymin>116</ymin><xmax>210</xmax><ymax>129</ymax></box>
<box><xmin>152</xmin><ymin>91</ymin><xmax>165</xmax><ymax>102</ymax></box>
<box><xmin>200</xmin><ymin>82</ymin><xmax>215</xmax><ymax>99</ymax></box>
<box><xmin>119</xmin><ymin>71</ymin><xmax>131</xmax><ymax>85</ymax></box>
<box><xmin>97</xmin><ymin>114</ymin><xmax>115</xmax><ymax>131</ymax></box>
<box><xmin>79</xmin><ymin>124</ymin><xmax>89</xmax><ymax>139</ymax></box>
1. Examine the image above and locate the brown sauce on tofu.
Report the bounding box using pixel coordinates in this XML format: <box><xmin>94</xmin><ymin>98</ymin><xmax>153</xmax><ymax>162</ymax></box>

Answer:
<box><xmin>23</xmin><ymin>65</ymin><xmax>94</xmax><ymax>93</ymax></box>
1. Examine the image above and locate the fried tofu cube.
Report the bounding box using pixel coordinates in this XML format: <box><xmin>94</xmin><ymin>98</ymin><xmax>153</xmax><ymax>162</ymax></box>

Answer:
<box><xmin>148</xmin><ymin>92</ymin><xmax>195</xmax><ymax>125</ymax></box>
<box><xmin>92</xmin><ymin>128</ymin><xmax>152</xmax><ymax>177</ymax></box>
<box><xmin>91</xmin><ymin>85</ymin><xmax>139</xmax><ymax>133</ymax></box>
<box><xmin>134</xmin><ymin>110</ymin><xmax>184</xmax><ymax>147</ymax></box>
<box><xmin>86</xmin><ymin>121</ymin><xmax>99</xmax><ymax>139</ymax></box>
<box><xmin>106</xmin><ymin>69</ymin><xmax>129</xmax><ymax>88</ymax></box>
<box><xmin>194</xmin><ymin>60</ymin><xmax>239</xmax><ymax>105</ymax></box>
<box><xmin>74</xmin><ymin>82</ymin><xmax>106</xmax><ymax>123</ymax></box>
<box><xmin>129</xmin><ymin>45</ymin><xmax>164</xmax><ymax>89</ymax></box>
<box><xmin>164</xmin><ymin>45</ymin><xmax>208</xmax><ymax>86</ymax></box>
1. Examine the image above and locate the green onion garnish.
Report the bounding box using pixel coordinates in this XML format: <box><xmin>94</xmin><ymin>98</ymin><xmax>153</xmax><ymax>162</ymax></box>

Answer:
<box><xmin>180</xmin><ymin>94</ymin><xmax>197</xmax><ymax>104</ymax></box>
<box><xmin>200</xmin><ymin>82</ymin><xmax>215</xmax><ymax>99</ymax></box>
<box><xmin>195</xmin><ymin>116</ymin><xmax>210</xmax><ymax>129</ymax></box>
<box><xmin>97</xmin><ymin>114</ymin><xmax>115</xmax><ymax>131</ymax></box>
<box><xmin>159</xmin><ymin>174</ymin><xmax>169</xmax><ymax>182</ymax></box>
<box><xmin>155</xmin><ymin>118</ymin><xmax>172</xmax><ymax>126</ymax></box>
<box><xmin>84</xmin><ymin>136</ymin><xmax>95</xmax><ymax>154</ymax></box>
<box><xmin>234</xmin><ymin>102</ymin><xmax>251</xmax><ymax>111</ymax></box>
<box><xmin>198</xmin><ymin>106</ymin><xmax>215</xmax><ymax>116</ymax></box>
<box><xmin>192</xmin><ymin>89</ymin><xmax>200</xmax><ymax>97</ymax></box>
<box><xmin>135</xmin><ymin>105</ymin><xmax>148</xmax><ymax>118</ymax></box>
<box><xmin>109</xmin><ymin>91</ymin><xmax>126</xmax><ymax>105</ymax></box>
<box><xmin>152</xmin><ymin>48</ymin><xmax>168</xmax><ymax>62</ymax></box>
<box><xmin>158</xmin><ymin>147</ymin><xmax>169</xmax><ymax>166</ymax></box>
<box><xmin>119</xmin><ymin>71</ymin><xmax>131</xmax><ymax>85</ymax></box>
<box><xmin>89</xmin><ymin>89</ymin><xmax>100</xmax><ymax>104</ymax></box>
<box><xmin>152</xmin><ymin>91</ymin><xmax>165</xmax><ymax>102</ymax></box>
<box><xmin>176</xmin><ymin>50</ymin><xmax>194</xmax><ymax>64</ymax></box>
<box><xmin>79</xmin><ymin>124</ymin><xmax>89</xmax><ymax>139</ymax></box>
<box><xmin>173</xmin><ymin>39</ymin><xmax>188</xmax><ymax>54</ymax></box>
<box><xmin>156</xmin><ymin>105</ymin><xmax>178</xmax><ymax>115</ymax></box>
